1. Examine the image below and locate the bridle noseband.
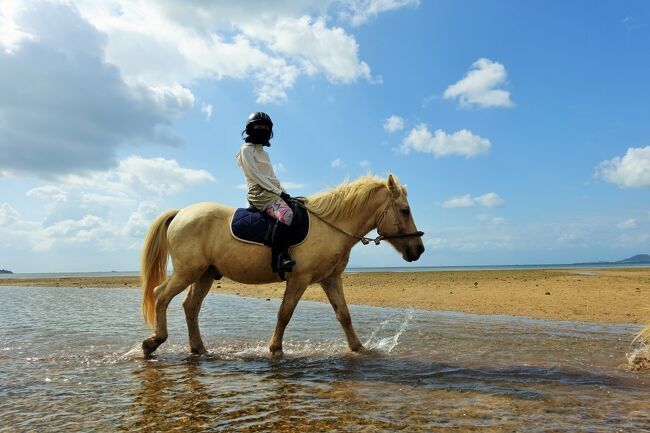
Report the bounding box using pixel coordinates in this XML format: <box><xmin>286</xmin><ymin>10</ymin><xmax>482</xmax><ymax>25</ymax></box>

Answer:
<box><xmin>307</xmin><ymin>197</ymin><xmax>424</xmax><ymax>246</ymax></box>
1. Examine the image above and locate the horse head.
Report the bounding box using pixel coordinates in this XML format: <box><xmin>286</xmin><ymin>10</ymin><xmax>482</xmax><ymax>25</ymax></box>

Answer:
<box><xmin>377</xmin><ymin>174</ymin><xmax>425</xmax><ymax>262</ymax></box>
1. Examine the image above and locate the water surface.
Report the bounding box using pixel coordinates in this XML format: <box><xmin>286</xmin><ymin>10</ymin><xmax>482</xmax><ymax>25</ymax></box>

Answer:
<box><xmin>0</xmin><ymin>286</ymin><xmax>648</xmax><ymax>432</ymax></box>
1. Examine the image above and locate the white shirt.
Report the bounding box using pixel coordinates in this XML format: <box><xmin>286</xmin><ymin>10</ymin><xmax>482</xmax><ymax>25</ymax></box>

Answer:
<box><xmin>235</xmin><ymin>143</ymin><xmax>284</xmax><ymax>196</ymax></box>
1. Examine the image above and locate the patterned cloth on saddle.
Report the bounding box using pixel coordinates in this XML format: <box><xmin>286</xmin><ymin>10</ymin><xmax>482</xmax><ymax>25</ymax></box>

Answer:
<box><xmin>230</xmin><ymin>202</ymin><xmax>310</xmax><ymax>247</ymax></box>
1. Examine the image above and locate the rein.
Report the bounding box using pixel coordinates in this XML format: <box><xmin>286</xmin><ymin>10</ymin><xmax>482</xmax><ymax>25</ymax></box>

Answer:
<box><xmin>304</xmin><ymin>197</ymin><xmax>424</xmax><ymax>246</ymax></box>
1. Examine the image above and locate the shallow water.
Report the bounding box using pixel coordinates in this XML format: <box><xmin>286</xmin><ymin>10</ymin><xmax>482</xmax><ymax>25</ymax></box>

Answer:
<box><xmin>0</xmin><ymin>286</ymin><xmax>648</xmax><ymax>432</ymax></box>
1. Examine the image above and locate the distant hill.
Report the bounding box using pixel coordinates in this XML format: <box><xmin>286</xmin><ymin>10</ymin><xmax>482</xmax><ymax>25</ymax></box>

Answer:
<box><xmin>0</xmin><ymin>269</ymin><xmax>13</xmax><ymax>274</ymax></box>
<box><xmin>616</xmin><ymin>254</ymin><xmax>650</xmax><ymax>264</ymax></box>
<box><xmin>570</xmin><ymin>254</ymin><xmax>650</xmax><ymax>266</ymax></box>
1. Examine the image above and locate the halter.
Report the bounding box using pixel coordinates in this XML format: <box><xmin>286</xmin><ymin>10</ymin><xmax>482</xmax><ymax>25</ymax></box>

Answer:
<box><xmin>306</xmin><ymin>196</ymin><xmax>425</xmax><ymax>246</ymax></box>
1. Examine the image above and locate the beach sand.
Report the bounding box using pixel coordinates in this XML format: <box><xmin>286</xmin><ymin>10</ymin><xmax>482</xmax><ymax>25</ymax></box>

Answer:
<box><xmin>2</xmin><ymin>268</ymin><xmax>649</xmax><ymax>325</ymax></box>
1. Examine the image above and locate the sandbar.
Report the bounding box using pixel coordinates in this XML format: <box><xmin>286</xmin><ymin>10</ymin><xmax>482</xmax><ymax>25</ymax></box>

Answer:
<box><xmin>2</xmin><ymin>267</ymin><xmax>649</xmax><ymax>325</ymax></box>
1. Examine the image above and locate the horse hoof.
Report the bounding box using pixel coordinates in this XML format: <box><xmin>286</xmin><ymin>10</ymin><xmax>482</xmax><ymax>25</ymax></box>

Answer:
<box><xmin>142</xmin><ymin>337</ymin><xmax>162</xmax><ymax>357</ymax></box>
<box><xmin>351</xmin><ymin>344</ymin><xmax>365</xmax><ymax>353</ymax></box>
<box><xmin>270</xmin><ymin>349</ymin><xmax>283</xmax><ymax>357</ymax></box>
<box><xmin>191</xmin><ymin>346</ymin><xmax>208</xmax><ymax>355</ymax></box>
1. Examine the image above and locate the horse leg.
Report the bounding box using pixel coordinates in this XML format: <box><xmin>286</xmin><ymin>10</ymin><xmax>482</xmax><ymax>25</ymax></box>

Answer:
<box><xmin>142</xmin><ymin>274</ymin><xmax>191</xmax><ymax>357</ymax></box>
<box><xmin>320</xmin><ymin>274</ymin><xmax>364</xmax><ymax>352</ymax></box>
<box><xmin>182</xmin><ymin>271</ymin><xmax>214</xmax><ymax>355</ymax></box>
<box><xmin>269</xmin><ymin>278</ymin><xmax>309</xmax><ymax>356</ymax></box>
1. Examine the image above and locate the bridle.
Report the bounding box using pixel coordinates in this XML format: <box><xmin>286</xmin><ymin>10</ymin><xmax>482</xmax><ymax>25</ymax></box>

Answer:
<box><xmin>306</xmin><ymin>196</ymin><xmax>425</xmax><ymax>246</ymax></box>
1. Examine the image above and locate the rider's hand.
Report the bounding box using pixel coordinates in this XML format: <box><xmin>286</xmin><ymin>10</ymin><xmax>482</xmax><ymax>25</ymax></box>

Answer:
<box><xmin>280</xmin><ymin>191</ymin><xmax>292</xmax><ymax>202</ymax></box>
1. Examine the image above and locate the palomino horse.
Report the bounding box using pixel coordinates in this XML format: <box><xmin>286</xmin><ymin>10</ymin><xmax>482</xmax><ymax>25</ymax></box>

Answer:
<box><xmin>140</xmin><ymin>174</ymin><xmax>425</xmax><ymax>356</ymax></box>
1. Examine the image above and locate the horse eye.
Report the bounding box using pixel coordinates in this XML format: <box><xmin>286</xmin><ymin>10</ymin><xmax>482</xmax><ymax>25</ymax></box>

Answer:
<box><xmin>401</xmin><ymin>208</ymin><xmax>410</xmax><ymax>216</ymax></box>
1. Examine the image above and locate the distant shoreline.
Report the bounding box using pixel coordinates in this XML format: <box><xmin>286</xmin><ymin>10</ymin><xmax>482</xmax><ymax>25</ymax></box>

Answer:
<box><xmin>1</xmin><ymin>262</ymin><xmax>649</xmax><ymax>279</ymax></box>
<box><xmin>1</xmin><ymin>267</ymin><xmax>649</xmax><ymax>326</ymax></box>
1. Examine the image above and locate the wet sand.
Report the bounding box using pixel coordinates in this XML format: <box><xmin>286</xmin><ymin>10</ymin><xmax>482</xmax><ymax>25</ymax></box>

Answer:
<box><xmin>2</xmin><ymin>268</ymin><xmax>649</xmax><ymax>324</ymax></box>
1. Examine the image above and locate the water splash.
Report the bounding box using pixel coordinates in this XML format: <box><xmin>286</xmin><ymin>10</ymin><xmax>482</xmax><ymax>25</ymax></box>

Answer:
<box><xmin>626</xmin><ymin>340</ymin><xmax>650</xmax><ymax>370</ymax></box>
<box><xmin>364</xmin><ymin>309</ymin><xmax>414</xmax><ymax>354</ymax></box>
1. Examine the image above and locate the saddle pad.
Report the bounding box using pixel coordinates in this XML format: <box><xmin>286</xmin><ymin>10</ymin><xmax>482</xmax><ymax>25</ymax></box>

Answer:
<box><xmin>230</xmin><ymin>205</ymin><xmax>310</xmax><ymax>247</ymax></box>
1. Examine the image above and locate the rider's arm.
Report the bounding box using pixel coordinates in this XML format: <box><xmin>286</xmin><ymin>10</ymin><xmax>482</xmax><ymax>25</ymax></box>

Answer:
<box><xmin>239</xmin><ymin>146</ymin><xmax>283</xmax><ymax>196</ymax></box>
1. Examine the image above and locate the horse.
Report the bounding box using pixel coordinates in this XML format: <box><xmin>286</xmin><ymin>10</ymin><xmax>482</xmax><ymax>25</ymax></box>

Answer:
<box><xmin>140</xmin><ymin>173</ymin><xmax>425</xmax><ymax>357</ymax></box>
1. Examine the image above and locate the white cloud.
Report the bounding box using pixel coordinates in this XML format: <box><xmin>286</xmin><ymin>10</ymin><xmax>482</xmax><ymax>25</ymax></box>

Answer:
<box><xmin>400</xmin><ymin>124</ymin><xmax>491</xmax><ymax>158</ymax></box>
<box><xmin>58</xmin><ymin>155</ymin><xmax>216</xmax><ymax>197</ymax></box>
<box><xmin>68</xmin><ymin>1</ymin><xmax>377</xmax><ymax>104</ymax></box>
<box><xmin>425</xmin><ymin>236</ymin><xmax>446</xmax><ymax>249</ymax></box>
<box><xmin>201</xmin><ymin>102</ymin><xmax>213</xmax><ymax>121</ymax></box>
<box><xmin>342</xmin><ymin>0</ymin><xmax>420</xmax><ymax>26</ymax></box>
<box><xmin>359</xmin><ymin>160</ymin><xmax>371</xmax><ymax>168</ymax></box>
<box><xmin>596</xmin><ymin>145</ymin><xmax>650</xmax><ymax>188</ymax></box>
<box><xmin>383</xmin><ymin>115</ymin><xmax>404</xmax><ymax>133</ymax></box>
<box><xmin>0</xmin><ymin>3</ymin><xmax>190</xmax><ymax>177</ymax></box>
<box><xmin>443</xmin><ymin>58</ymin><xmax>514</xmax><ymax>109</ymax></box>
<box><xmin>0</xmin><ymin>202</ymin><xmax>20</xmax><ymax>226</ymax></box>
<box><xmin>123</xmin><ymin>201</ymin><xmax>159</xmax><ymax>238</ymax></box>
<box><xmin>474</xmin><ymin>192</ymin><xmax>504</xmax><ymax>208</ymax></box>
<box><xmin>618</xmin><ymin>218</ymin><xmax>637</xmax><ymax>230</ymax></box>
<box><xmin>236</xmin><ymin>183</ymin><xmax>248</xmax><ymax>190</ymax></box>
<box><xmin>282</xmin><ymin>182</ymin><xmax>305</xmax><ymax>190</ymax></box>
<box><xmin>2</xmin><ymin>156</ymin><xmax>215</xmax><ymax>253</ymax></box>
<box><xmin>443</xmin><ymin>192</ymin><xmax>504</xmax><ymax>209</ymax></box>
<box><xmin>331</xmin><ymin>158</ymin><xmax>346</xmax><ymax>168</ymax></box>
<box><xmin>443</xmin><ymin>194</ymin><xmax>474</xmax><ymax>208</ymax></box>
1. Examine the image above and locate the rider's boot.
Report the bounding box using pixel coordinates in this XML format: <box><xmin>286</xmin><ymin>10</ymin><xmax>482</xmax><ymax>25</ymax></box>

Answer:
<box><xmin>271</xmin><ymin>222</ymin><xmax>295</xmax><ymax>273</ymax></box>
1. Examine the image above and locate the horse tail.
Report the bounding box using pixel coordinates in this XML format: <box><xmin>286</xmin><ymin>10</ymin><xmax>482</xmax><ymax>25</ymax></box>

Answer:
<box><xmin>141</xmin><ymin>209</ymin><xmax>179</xmax><ymax>327</ymax></box>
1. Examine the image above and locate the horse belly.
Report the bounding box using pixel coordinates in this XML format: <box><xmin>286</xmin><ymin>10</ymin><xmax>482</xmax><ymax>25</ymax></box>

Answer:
<box><xmin>211</xmin><ymin>243</ymin><xmax>283</xmax><ymax>284</ymax></box>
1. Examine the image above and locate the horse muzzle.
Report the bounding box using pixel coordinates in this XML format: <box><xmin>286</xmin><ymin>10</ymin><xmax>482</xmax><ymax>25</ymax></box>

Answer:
<box><xmin>403</xmin><ymin>244</ymin><xmax>425</xmax><ymax>262</ymax></box>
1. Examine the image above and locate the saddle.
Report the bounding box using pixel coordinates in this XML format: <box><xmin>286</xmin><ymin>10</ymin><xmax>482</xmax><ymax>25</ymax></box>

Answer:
<box><xmin>230</xmin><ymin>199</ymin><xmax>310</xmax><ymax>247</ymax></box>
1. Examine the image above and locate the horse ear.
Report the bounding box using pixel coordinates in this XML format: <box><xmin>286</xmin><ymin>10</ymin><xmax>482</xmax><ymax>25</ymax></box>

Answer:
<box><xmin>387</xmin><ymin>174</ymin><xmax>400</xmax><ymax>198</ymax></box>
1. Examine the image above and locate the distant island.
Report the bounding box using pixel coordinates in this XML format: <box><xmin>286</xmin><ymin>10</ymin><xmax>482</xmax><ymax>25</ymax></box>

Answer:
<box><xmin>0</xmin><ymin>269</ymin><xmax>13</xmax><ymax>274</ymax></box>
<box><xmin>571</xmin><ymin>254</ymin><xmax>650</xmax><ymax>266</ymax></box>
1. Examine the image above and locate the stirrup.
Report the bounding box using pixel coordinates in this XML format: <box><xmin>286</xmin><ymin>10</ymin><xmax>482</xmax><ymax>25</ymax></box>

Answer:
<box><xmin>276</xmin><ymin>254</ymin><xmax>295</xmax><ymax>272</ymax></box>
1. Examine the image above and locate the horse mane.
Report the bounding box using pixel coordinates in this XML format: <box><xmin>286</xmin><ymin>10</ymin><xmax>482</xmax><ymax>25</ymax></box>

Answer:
<box><xmin>306</xmin><ymin>174</ymin><xmax>398</xmax><ymax>220</ymax></box>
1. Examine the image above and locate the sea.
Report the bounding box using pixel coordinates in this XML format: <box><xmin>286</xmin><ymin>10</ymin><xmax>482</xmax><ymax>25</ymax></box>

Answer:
<box><xmin>1</xmin><ymin>262</ymin><xmax>648</xmax><ymax>279</ymax></box>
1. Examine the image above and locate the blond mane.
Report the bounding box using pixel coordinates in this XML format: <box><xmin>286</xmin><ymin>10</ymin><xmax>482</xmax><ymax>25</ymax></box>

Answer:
<box><xmin>306</xmin><ymin>174</ymin><xmax>393</xmax><ymax>220</ymax></box>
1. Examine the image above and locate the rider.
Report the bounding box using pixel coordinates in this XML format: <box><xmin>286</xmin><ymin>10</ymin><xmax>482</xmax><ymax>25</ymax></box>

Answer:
<box><xmin>236</xmin><ymin>111</ymin><xmax>296</xmax><ymax>274</ymax></box>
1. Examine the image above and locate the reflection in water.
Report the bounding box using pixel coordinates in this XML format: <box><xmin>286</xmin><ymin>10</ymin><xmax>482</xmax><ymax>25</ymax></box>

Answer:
<box><xmin>1</xmin><ymin>286</ymin><xmax>649</xmax><ymax>432</ymax></box>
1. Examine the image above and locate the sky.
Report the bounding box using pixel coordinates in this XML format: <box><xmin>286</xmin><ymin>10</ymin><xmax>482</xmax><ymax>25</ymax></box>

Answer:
<box><xmin>1</xmin><ymin>0</ymin><xmax>649</xmax><ymax>272</ymax></box>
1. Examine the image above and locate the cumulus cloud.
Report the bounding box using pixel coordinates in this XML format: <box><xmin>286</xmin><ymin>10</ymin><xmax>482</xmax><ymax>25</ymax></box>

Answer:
<box><xmin>67</xmin><ymin>0</ymin><xmax>379</xmax><ymax>104</ymax></box>
<box><xmin>474</xmin><ymin>192</ymin><xmax>504</xmax><ymax>208</ymax></box>
<box><xmin>0</xmin><ymin>3</ymin><xmax>191</xmax><ymax>177</ymax></box>
<box><xmin>443</xmin><ymin>192</ymin><xmax>504</xmax><ymax>209</ymax></box>
<box><xmin>331</xmin><ymin>158</ymin><xmax>346</xmax><ymax>168</ymax></box>
<box><xmin>1</xmin><ymin>156</ymin><xmax>214</xmax><ymax>253</ymax></box>
<box><xmin>383</xmin><ymin>115</ymin><xmax>404</xmax><ymax>133</ymax></box>
<box><xmin>359</xmin><ymin>160</ymin><xmax>371</xmax><ymax>168</ymax></box>
<box><xmin>341</xmin><ymin>0</ymin><xmax>420</xmax><ymax>26</ymax></box>
<box><xmin>0</xmin><ymin>203</ymin><xmax>20</xmax><ymax>226</ymax></box>
<box><xmin>444</xmin><ymin>58</ymin><xmax>514</xmax><ymax>109</ymax></box>
<box><xmin>595</xmin><ymin>145</ymin><xmax>650</xmax><ymax>188</ymax></box>
<box><xmin>442</xmin><ymin>194</ymin><xmax>474</xmax><ymax>208</ymax></box>
<box><xmin>400</xmin><ymin>124</ymin><xmax>491</xmax><ymax>158</ymax></box>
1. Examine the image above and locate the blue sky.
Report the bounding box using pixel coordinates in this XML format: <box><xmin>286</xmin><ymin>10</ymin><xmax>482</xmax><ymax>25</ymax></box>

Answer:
<box><xmin>1</xmin><ymin>0</ymin><xmax>649</xmax><ymax>272</ymax></box>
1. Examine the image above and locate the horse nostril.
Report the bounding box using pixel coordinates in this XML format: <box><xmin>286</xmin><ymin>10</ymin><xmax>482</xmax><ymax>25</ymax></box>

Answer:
<box><xmin>417</xmin><ymin>244</ymin><xmax>425</xmax><ymax>256</ymax></box>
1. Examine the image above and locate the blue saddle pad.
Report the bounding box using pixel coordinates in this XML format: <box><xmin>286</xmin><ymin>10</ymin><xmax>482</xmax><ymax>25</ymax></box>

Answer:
<box><xmin>230</xmin><ymin>204</ymin><xmax>309</xmax><ymax>247</ymax></box>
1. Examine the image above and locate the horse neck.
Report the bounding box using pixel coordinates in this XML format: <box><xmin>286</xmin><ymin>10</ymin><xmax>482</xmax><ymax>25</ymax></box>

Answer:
<box><xmin>335</xmin><ymin>187</ymin><xmax>389</xmax><ymax>247</ymax></box>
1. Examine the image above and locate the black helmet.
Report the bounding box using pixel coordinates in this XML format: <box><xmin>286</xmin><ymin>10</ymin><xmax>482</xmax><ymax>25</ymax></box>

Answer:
<box><xmin>245</xmin><ymin>112</ymin><xmax>273</xmax><ymax>132</ymax></box>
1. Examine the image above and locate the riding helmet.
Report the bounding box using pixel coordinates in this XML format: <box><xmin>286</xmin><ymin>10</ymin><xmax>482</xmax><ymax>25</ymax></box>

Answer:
<box><xmin>245</xmin><ymin>112</ymin><xmax>273</xmax><ymax>132</ymax></box>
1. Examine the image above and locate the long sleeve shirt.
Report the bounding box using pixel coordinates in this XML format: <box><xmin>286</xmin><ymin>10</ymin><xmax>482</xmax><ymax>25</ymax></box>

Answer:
<box><xmin>236</xmin><ymin>143</ymin><xmax>285</xmax><ymax>209</ymax></box>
